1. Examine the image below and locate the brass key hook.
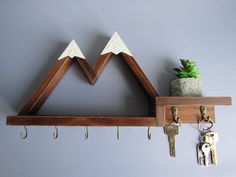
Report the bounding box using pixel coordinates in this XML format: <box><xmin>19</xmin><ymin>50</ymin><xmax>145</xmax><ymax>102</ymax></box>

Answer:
<box><xmin>171</xmin><ymin>107</ymin><xmax>181</xmax><ymax>126</ymax></box>
<box><xmin>85</xmin><ymin>126</ymin><xmax>89</xmax><ymax>140</ymax></box>
<box><xmin>53</xmin><ymin>126</ymin><xmax>58</xmax><ymax>139</ymax></box>
<box><xmin>147</xmin><ymin>126</ymin><xmax>151</xmax><ymax>140</ymax></box>
<box><xmin>198</xmin><ymin>106</ymin><xmax>214</xmax><ymax>132</ymax></box>
<box><xmin>21</xmin><ymin>126</ymin><xmax>28</xmax><ymax>139</ymax></box>
<box><xmin>200</xmin><ymin>106</ymin><xmax>210</xmax><ymax>122</ymax></box>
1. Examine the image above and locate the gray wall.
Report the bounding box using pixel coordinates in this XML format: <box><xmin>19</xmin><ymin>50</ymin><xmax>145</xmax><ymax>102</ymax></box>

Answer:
<box><xmin>0</xmin><ymin>0</ymin><xmax>235</xmax><ymax>177</ymax></box>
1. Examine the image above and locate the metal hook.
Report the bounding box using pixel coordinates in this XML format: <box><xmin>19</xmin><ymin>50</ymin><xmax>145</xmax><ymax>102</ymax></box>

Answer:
<box><xmin>147</xmin><ymin>126</ymin><xmax>151</xmax><ymax>140</ymax></box>
<box><xmin>85</xmin><ymin>126</ymin><xmax>88</xmax><ymax>140</ymax></box>
<box><xmin>53</xmin><ymin>126</ymin><xmax>58</xmax><ymax>139</ymax></box>
<box><xmin>117</xmin><ymin>126</ymin><xmax>120</xmax><ymax>140</ymax></box>
<box><xmin>171</xmin><ymin>106</ymin><xmax>181</xmax><ymax>126</ymax></box>
<box><xmin>21</xmin><ymin>126</ymin><xmax>28</xmax><ymax>139</ymax></box>
<box><xmin>198</xmin><ymin>106</ymin><xmax>214</xmax><ymax>132</ymax></box>
<box><xmin>200</xmin><ymin>106</ymin><xmax>210</xmax><ymax>122</ymax></box>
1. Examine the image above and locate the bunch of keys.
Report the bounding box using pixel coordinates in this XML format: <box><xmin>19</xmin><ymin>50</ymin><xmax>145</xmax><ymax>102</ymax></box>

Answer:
<box><xmin>197</xmin><ymin>131</ymin><xmax>219</xmax><ymax>166</ymax></box>
<box><xmin>163</xmin><ymin>107</ymin><xmax>181</xmax><ymax>157</ymax></box>
<box><xmin>197</xmin><ymin>106</ymin><xmax>219</xmax><ymax>166</ymax></box>
<box><xmin>197</xmin><ymin>115</ymin><xmax>219</xmax><ymax>166</ymax></box>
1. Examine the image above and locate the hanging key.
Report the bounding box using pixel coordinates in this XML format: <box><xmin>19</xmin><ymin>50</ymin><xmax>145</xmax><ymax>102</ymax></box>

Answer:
<box><xmin>205</xmin><ymin>131</ymin><xmax>219</xmax><ymax>165</ymax></box>
<box><xmin>164</xmin><ymin>125</ymin><xmax>179</xmax><ymax>157</ymax></box>
<box><xmin>197</xmin><ymin>143</ymin><xmax>204</xmax><ymax>165</ymax></box>
<box><xmin>197</xmin><ymin>132</ymin><xmax>210</xmax><ymax>166</ymax></box>
<box><xmin>197</xmin><ymin>132</ymin><xmax>209</xmax><ymax>165</ymax></box>
<box><xmin>201</xmin><ymin>143</ymin><xmax>211</xmax><ymax>166</ymax></box>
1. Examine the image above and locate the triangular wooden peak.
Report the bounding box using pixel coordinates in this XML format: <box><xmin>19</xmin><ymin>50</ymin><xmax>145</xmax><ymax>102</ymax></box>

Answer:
<box><xmin>7</xmin><ymin>32</ymin><xmax>231</xmax><ymax>127</ymax></box>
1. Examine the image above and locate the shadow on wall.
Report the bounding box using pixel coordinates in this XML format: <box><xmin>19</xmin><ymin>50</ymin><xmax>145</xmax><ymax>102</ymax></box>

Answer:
<box><xmin>0</xmin><ymin>41</ymin><xmax>68</xmax><ymax>115</ymax></box>
<box><xmin>84</xmin><ymin>33</ymin><xmax>110</xmax><ymax>66</ymax></box>
<box><xmin>15</xmin><ymin>41</ymin><xmax>68</xmax><ymax>112</ymax></box>
<box><xmin>156</xmin><ymin>57</ymin><xmax>177</xmax><ymax>96</ymax></box>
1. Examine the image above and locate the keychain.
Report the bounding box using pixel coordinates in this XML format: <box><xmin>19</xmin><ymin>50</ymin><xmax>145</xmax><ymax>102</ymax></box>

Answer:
<box><xmin>197</xmin><ymin>106</ymin><xmax>219</xmax><ymax>166</ymax></box>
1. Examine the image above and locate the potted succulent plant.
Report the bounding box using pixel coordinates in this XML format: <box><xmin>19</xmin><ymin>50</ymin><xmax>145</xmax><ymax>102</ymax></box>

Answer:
<box><xmin>171</xmin><ymin>59</ymin><xmax>202</xmax><ymax>96</ymax></box>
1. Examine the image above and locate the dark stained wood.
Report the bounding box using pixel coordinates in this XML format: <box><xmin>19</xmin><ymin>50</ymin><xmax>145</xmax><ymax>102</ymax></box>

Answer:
<box><xmin>156</xmin><ymin>97</ymin><xmax>232</xmax><ymax>106</ymax></box>
<box><xmin>7</xmin><ymin>116</ymin><xmax>156</xmax><ymax>126</ymax></box>
<box><xmin>76</xmin><ymin>58</ymin><xmax>95</xmax><ymax>83</ymax></box>
<box><xmin>7</xmin><ymin>110</ymin><xmax>217</xmax><ymax>126</ymax></box>
<box><xmin>19</xmin><ymin>57</ymin><xmax>73</xmax><ymax>115</ymax></box>
<box><xmin>76</xmin><ymin>53</ymin><xmax>113</xmax><ymax>84</ymax></box>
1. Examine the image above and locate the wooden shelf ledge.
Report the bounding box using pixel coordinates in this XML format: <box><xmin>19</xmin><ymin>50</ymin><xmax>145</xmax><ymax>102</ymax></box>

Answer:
<box><xmin>156</xmin><ymin>96</ymin><xmax>232</xmax><ymax>106</ymax></box>
<box><xmin>7</xmin><ymin>116</ymin><xmax>157</xmax><ymax>126</ymax></box>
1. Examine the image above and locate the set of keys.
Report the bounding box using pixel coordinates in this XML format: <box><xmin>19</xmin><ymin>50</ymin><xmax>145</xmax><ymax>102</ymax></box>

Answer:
<box><xmin>163</xmin><ymin>106</ymin><xmax>219</xmax><ymax>166</ymax></box>
<box><xmin>197</xmin><ymin>106</ymin><xmax>219</xmax><ymax>166</ymax></box>
<box><xmin>163</xmin><ymin>123</ymin><xmax>219</xmax><ymax>165</ymax></box>
<box><xmin>197</xmin><ymin>131</ymin><xmax>219</xmax><ymax>166</ymax></box>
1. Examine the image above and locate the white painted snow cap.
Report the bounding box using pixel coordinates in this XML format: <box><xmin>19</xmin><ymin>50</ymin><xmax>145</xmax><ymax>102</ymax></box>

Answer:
<box><xmin>58</xmin><ymin>40</ymin><xmax>86</xmax><ymax>60</ymax></box>
<box><xmin>101</xmin><ymin>32</ymin><xmax>133</xmax><ymax>56</ymax></box>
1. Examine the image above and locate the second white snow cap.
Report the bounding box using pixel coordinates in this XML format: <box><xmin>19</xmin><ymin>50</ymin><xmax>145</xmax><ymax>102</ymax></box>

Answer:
<box><xmin>101</xmin><ymin>32</ymin><xmax>133</xmax><ymax>56</ymax></box>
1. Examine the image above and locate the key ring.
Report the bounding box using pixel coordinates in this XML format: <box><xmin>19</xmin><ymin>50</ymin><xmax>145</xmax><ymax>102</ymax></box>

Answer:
<box><xmin>198</xmin><ymin>117</ymin><xmax>214</xmax><ymax>133</ymax></box>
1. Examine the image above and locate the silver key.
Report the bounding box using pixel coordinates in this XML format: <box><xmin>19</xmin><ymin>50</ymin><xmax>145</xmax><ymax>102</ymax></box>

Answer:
<box><xmin>205</xmin><ymin>132</ymin><xmax>219</xmax><ymax>165</ymax></box>
<box><xmin>201</xmin><ymin>143</ymin><xmax>211</xmax><ymax>166</ymax></box>
<box><xmin>210</xmin><ymin>144</ymin><xmax>218</xmax><ymax>165</ymax></box>
<box><xmin>164</xmin><ymin>125</ymin><xmax>179</xmax><ymax>157</ymax></box>
<box><xmin>197</xmin><ymin>143</ymin><xmax>204</xmax><ymax>165</ymax></box>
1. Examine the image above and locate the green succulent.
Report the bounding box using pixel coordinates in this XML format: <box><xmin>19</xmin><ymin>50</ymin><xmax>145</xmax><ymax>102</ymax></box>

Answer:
<box><xmin>174</xmin><ymin>59</ymin><xmax>200</xmax><ymax>78</ymax></box>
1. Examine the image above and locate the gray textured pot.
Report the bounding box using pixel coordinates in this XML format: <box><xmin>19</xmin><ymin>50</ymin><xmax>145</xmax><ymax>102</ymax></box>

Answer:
<box><xmin>171</xmin><ymin>78</ymin><xmax>203</xmax><ymax>96</ymax></box>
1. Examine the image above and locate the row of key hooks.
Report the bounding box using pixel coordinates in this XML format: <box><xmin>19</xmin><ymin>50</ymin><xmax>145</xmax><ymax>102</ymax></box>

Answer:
<box><xmin>19</xmin><ymin>106</ymin><xmax>218</xmax><ymax>166</ymax></box>
<box><xmin>20</xmin><ymin>125</ymin><xmax>149</xmax><ymax>140</ymax></box>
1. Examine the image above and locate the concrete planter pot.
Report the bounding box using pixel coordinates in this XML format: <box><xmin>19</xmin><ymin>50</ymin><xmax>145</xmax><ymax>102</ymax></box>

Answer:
<box><xmin>171</xmin><ymin>78</ymin><xmax>203</xmax><ymax>96</ymax></box>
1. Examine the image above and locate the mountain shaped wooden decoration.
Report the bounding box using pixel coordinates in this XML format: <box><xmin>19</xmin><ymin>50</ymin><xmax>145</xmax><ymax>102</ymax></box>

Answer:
<box><xmin>7</xmin><ymin>32</ymin><xmax>231</xmax><ymax>127</ymax></box>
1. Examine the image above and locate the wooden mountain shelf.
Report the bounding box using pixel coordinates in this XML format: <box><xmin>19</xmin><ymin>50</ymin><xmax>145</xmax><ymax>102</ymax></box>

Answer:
<box><xmin>6</xmin><ymin>32</ymin><xmax>232</xmax><ymax>127</ymax></box>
